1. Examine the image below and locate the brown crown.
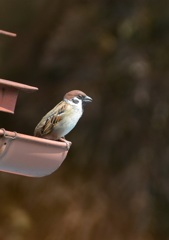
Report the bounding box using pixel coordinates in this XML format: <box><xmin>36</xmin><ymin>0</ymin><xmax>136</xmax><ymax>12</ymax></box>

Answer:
<box><xmin>64</xmin><ymin>90</ymin><xmax>87</xmax><ymax>100</ymax></box>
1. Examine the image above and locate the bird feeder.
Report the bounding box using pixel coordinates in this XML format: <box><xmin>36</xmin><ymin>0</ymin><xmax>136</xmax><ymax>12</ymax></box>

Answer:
<box><xmin>0</xmin><ymin>30</ymin><xmax>71</xmax><ymax>177</ymax></box>
<box><xmin>0</xmin><ymin>79</ymin><xmax>71</xmax><ymax>177</ymax></box>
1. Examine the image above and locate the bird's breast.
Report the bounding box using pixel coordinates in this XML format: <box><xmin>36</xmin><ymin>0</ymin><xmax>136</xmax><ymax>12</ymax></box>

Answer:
<box><xmin>53</xmin><ymin>106</ymin><xmax>83</xmax><ymax>138</ymax></box>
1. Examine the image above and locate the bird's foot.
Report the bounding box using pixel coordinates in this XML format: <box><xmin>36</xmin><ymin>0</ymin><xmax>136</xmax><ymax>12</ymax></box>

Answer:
<box><xmin>59</xmin><ymin>137</ymin><xmax>72</xmax><ymax>150</ymax></box>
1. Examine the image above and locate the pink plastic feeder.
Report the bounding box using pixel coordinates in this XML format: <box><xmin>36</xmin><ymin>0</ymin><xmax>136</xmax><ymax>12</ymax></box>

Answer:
<box><xmin>0</xmin><ymin>79</ymin><xmax>71</xmax><ymax>177</ymax></box>
<box><xmin>0</xmin><ymin>129</ymin><xmax>70</xmax><ymax>177</ymax></box>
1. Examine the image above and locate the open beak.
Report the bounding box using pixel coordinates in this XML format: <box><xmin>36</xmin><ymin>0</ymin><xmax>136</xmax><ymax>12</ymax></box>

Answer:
<box><xmin>83</xmin><ymin>95</ymin><xmax>93</xmax><ymax>103</ymax></box>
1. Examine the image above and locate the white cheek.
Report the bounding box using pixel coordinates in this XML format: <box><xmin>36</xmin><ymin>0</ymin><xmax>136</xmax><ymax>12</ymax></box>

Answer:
<box><xmin>75</xmin><ymin>100</ymin><xmax>82</xmax><ymax>108</ymax></box>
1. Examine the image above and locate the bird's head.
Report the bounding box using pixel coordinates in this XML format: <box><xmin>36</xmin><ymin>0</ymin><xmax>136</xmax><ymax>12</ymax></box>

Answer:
<box><xmin>64</xmin><ymin>90</ymin><xmax>92</xmax><ymax>107</ymax></box>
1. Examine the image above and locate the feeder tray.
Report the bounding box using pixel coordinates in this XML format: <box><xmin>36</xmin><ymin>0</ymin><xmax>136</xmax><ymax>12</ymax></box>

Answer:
<box><xmin>0</xmin><ymin>129</ymin><xmax>70</xmax><ymax>177</ymax></box>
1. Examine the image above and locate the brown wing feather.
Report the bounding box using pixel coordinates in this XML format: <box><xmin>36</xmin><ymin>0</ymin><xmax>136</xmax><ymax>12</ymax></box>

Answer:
<box><xmin>41</xmin><ymin>114</ymin><xmax>62</xmax><ymax>135</ymax></box>
<box><xmin>34</xmin><ymin>101</ymin><xmax>66</xmax><ymax>137</ymax></box>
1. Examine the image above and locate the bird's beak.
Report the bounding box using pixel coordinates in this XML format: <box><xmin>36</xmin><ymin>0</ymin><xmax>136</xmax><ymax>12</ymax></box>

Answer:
<box><xmin>83</xmin><ymin>95</ymin><xmax>93</xmax><ymax>103</ymax></box>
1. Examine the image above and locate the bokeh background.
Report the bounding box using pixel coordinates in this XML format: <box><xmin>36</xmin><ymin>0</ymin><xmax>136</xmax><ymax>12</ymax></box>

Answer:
<box><xmin>0</xmin><ymin>0</ymin><xmax>169</xmax><ymax>239</ymax></box>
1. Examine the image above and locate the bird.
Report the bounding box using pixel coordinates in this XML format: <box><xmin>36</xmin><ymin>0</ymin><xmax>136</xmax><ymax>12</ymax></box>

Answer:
<box><xmin>34</xmin><ymin>90</ymin><xmax>92</xmax><ymax>149</ymax></box>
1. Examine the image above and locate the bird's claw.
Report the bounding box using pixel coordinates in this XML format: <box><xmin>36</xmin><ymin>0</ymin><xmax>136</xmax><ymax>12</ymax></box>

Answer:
<box><xmin>59</xmin><ymin>138</ymin><xmax>72</xmax><ymax>150</ymax></box>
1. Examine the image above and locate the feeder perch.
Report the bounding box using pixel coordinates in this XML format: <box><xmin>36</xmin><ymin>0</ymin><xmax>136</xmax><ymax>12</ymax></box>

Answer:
<box><xmin>0</xmin><ymin>79</ymin><xmax>71</xmax><ymax>177</ymax></box>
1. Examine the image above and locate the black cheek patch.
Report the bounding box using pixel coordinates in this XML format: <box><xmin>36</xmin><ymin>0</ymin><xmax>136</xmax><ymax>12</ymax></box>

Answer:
<box><xmin>72</xmin><ymin>99</ymin><xmax>79</xmax><ymax>104</ymax></box>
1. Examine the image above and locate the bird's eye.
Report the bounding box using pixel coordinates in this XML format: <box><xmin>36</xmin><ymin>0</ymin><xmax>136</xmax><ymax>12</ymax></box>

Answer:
<box><xmin>77</xmin><ymin>95</ymin><xmax>82</xmax><ymax>99</ymax></box>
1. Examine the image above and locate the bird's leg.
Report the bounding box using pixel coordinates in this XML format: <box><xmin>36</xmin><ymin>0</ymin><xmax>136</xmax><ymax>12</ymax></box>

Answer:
<box><xmin>58</xmin><ymin>137</ymin><xmax>72</xmax><ymax>150</ymax></box>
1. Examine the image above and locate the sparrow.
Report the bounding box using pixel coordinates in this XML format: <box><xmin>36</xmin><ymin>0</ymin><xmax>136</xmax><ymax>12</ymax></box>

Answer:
<box><xmin>34</xmin><ymin>90</ymin><xmax>92</xmax><ymax>149</ymax></box>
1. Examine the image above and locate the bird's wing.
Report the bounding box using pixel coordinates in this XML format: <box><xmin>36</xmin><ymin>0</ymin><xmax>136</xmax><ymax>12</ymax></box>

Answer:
<box><xmin>34</xmin><ymin>101</ymin><xmax>66</xmax><ymax>137</ymax></box>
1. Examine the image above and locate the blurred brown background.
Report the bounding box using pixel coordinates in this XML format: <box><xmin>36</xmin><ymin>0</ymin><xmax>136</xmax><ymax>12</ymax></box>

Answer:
<box><xmin>0</xmin><ymin>0</ymin><xmax>169</xmax><ymax>239</ymax></box>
